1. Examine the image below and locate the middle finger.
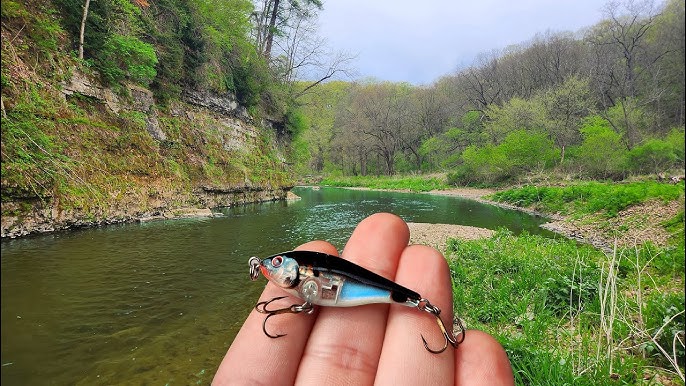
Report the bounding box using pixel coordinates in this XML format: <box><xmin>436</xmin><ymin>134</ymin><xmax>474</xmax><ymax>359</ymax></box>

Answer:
<box><xmin>294</xmin><ymin>213</ymin><xmax>410</xmax><ymax>385</ymax></box>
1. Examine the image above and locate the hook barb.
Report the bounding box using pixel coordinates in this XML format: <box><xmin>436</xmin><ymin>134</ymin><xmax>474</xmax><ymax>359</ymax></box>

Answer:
<box><xmin>262</xmin><ymin>312</ymin><xmax>286</xmax><ymax>338</ymax></box>
<box><xmin>253</xmin><ymin>296</ymin><xmax>313</xmax><ymax>339</ymax></box>
<box><xmin>416</xmin><ymin>298</ymin><xmax>465</xmax><ymax>354</ymax></box>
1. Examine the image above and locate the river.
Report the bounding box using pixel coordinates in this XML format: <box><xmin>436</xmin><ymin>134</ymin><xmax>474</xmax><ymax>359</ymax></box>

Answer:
<box><xmin>1</xmin><ymin>187</ymin><xmax>552</xmax><ymax>384</ymax></box>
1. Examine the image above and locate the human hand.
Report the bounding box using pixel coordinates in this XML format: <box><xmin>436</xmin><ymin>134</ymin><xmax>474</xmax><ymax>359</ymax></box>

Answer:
<box><xmin>213</xmin><ymin>213</ymin><xmax>514</xmax><ymax>385</ymax></box>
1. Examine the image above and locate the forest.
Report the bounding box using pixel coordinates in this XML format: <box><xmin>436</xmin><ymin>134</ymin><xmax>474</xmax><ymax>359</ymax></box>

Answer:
<box><xmin>2</xmin><ymin>0</ymin><xmax>683</xmax><ymax>192</ymax></box>
<box><xmin>1</xmin><ymin>0</ymin><xmax>339</xmax><ymax>120</ymax></box>
<box><xmin>1</xmin><ymin>0</ymin><xmax>342</xmax><ymax>222</ymax></box>
<box><xmin>293</xmin><ymin>0</ymin><xmax>685</xmax><ymax>185</ymax></box>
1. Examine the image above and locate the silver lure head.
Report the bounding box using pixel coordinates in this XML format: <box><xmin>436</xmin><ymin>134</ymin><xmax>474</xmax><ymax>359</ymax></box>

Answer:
<box><xmin>250</xmin><ymin>253</ymin><xmax>299</xmax><ymax>288</ymax></box>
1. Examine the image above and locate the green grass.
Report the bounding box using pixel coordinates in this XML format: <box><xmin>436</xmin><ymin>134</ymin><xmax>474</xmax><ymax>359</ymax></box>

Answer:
<box><xmin>446</xmin><ymin>229</ymin><xmax>685</xmax><ymax>384</ymax></box>
<box><xmin>490</xmin><ymin>181</ymin><xmax>685</xmax><ymax>217</ymax></box>
<box><xmin>320</xmin><ymin>175</ymin><xmax>449</xmax><ymax>192</ymax></box>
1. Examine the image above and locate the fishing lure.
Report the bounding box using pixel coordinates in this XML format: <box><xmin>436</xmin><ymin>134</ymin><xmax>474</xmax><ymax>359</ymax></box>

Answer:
<box><xmin>248</xmin><ymin>250</ymin><xmax>465</xmax><ymax>353</ymax></box>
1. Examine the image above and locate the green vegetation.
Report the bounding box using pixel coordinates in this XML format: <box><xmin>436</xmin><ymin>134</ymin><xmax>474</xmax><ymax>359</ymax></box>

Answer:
<box><xmin>490</xmin><ymin>181</ymin><xmax>685</xmax><ymax>217</ymax></box>
<box><xmin>292</xmin><ymin>1</ymin><xmax>684</xmax><ymax>185</ymax></box>
<box><xmin>447</xmin><ymin>228</ymin><xmax>685</xmax><ymax>384</ymax></box>
<box><xmin>452</xmin><ymin>130</ymin><xmax>560</xmax><ymax>185</ymax></box>
<box><xmin>1</xmin><ymin>0</ymin><xmax>307</xmax><ymax>225</ymax></box>
<box><xmin>99</xmin><ymin>34</ymin><xmax>158</xmax><ymax>86</ymax></box>
<box><xmin>444</xmin><ymin>179</ymin><xmax>685</xmax><ymax>384</ymax></box>
<box><xmin>320</xmin><ymin>175</ymin><xmax>449</xmax><ymax>192</ymax></box>
<box><xmin>46</xmin><ymin>0</ymin><xmax>287</xmax><ymax>111</ymax></box>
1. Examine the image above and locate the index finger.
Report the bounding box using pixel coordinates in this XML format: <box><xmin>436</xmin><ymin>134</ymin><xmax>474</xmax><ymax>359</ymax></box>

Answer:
<box><xmin>212</xmin><ymin>240</ymin><xmax>338</xmax><ymax>385</ymax></box>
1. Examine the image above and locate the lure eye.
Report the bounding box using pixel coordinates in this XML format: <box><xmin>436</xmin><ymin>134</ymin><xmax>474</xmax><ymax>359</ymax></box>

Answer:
<box><xmin>271</xmin><ymin>256</ymin><xmax>283</xmax><ymax>268</ymax></box>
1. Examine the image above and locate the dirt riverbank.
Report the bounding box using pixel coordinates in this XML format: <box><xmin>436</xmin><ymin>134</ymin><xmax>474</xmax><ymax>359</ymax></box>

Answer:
<box><xmin>427</xmin><ymin>187</ymin><xmax>682</xmax><ymax>252</ymax></box>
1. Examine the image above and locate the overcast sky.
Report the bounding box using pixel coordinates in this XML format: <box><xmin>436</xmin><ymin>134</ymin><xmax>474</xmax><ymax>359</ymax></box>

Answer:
<box><xmin>317</xmin><ymin>0</ymin><xmax>608</xmax><ymax>85</ymax></box>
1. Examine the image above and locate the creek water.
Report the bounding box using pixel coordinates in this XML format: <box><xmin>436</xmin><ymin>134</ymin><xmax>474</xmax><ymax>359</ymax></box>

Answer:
<box><xmin>1</xmin><ymin>187</ymin><xmax>552</xmax><ymax>384</ymax></box>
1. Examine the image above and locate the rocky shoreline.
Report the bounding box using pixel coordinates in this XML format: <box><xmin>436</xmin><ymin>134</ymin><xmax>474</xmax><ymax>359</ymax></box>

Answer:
<box><xmin>425</xmin><ymin>188</ymin><xmax>681</xmax><ymax>253</ymax></box>
<box><xmin>1</xmin><ymin>186</ymin><xmax>294</xmax><ymax>239</ymax></box>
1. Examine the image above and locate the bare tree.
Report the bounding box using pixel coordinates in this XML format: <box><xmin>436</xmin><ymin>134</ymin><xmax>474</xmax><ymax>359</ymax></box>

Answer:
<box><xmin>332</xmin><ymin>85</ymin><xmax>373</xmax><ymax>175</ymax></box>
<box><xmin>406</xmin><ymin>86</ymin><xmax>452</xmax><ymax>170</ymax></box>
<box><xmin>457</xmin><ymin>50</ymin><xmax>505</xmax><ymax>112</ymax></box>
<box><xmin>332</xmin><ymin>82</ymin><xmax>415</xmax><ymax>175</ymax></box>
<box><xmin>270</xmin><ymin>2</ymin><xmax>356</xmax><ymax>97</ymax></box>
<box><xmin>253</xmin><ymin>0</ymin><xmax>356</xmax><ymax>101</ymax></box>
<box><xmin>524</xmin><ymin>31</ymin><xmax>588</xmax><ymax>91</ymax></box>
<box><xmin>587</xmin><ymin>0</ymin><xmax>665</xmax><ymax>146</ymax></box>
<box><xmin>251</xmin><ymin>0</ymin><xmax>322</xmax><ymax>60</ymax></box>
<box><xmin>78</xmin><ymin>0</ymin><xmax>90</xmax><ymax>60</ymax></box>
<box><xmin>645</xmin><ymin>0</ymin><xmax>685</xmax><ymax>127</ymax></box>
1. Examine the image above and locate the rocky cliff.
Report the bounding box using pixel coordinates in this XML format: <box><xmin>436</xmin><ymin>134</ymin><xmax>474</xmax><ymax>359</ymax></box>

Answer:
<box><xmin>1</xmin><ymin>70</ymin><xmax>292</xmax><ymax>238</ymax></box>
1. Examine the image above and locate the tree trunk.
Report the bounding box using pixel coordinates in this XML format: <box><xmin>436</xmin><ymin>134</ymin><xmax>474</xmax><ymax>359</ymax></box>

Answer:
<box><xmin>78</xmin><ymin>0</ymin><xmax>91</xmax><ymax>60</ymax></box>
<box><xmin>384</xmin><ymin>151</ymin><xmax>394</xmax><ymax>175</ymax></box>
<box><xmin>263</xmin><ymin>0</ymin><xmax>280</xmax><ymax>59</ymax></box>
<box><xmin>560</xmin><ymin>145</ymin><xmax>565</xmax><ymax>164</ymax></box>
<box><xmin>359</xmin><ymin>150</ymin><xmax>367</xmax><ymax>176</ymax></box>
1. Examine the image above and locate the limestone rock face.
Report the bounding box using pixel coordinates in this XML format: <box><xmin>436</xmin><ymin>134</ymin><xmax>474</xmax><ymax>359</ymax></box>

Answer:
<box><xmin>182</xmin><ymin>89</ymin><xmax>250</xmax><ymax>121</ymax></box>
<box><xmin>3</xmin><ymin>70</ymin><xmax>290</xmax><ymax>239</ymax></box>
<box><xmin>61</xmin><ymin>71</ymin><xmax>124</xmax><ymax>112</ymax></box>
<box><xmin>60</xmin><ymin>71</ymin><xmax>167</xmax><ymax>141</ymax></box>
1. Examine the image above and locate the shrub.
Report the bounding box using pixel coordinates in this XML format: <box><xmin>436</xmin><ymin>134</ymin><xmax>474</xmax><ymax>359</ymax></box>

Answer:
<box><xmin>461</xmin><ymin>144</ymin><xmax>509</xmax><ymax>184</ymax></box>
<box><xmin>664</xmin><ymin>127</ymin><xmax>685</xmax><ymax>165</ymax></box>
<box><xmin>628</xmin><ymin>138</ymin><xmax>677</xmax><ymax>174</ymax></box>
<box><xmin>286</xmin><ymin>108</ymin><xmax>308</xmax><ymax>137</ymax></box>
<box><xmin>98</xmin><ymin>34</ymin><xmax>158</xmax><ymax>86</ymax></box>
<box><xmin>573</xmin><ymin>116</ymin><xmax>628</xmax><ymax>179</ymax></box>
<box><xmin>498</xmin><ymin>129</ymin><xmax>559</xmax><ymax>172</ymax></box>
<box><xmin>453</xmin><ymin>130</ymin><xmax>559</xmax><ymax>185</ymax></box>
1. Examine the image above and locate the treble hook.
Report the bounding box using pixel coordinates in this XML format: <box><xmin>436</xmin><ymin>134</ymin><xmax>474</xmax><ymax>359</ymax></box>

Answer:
<box><xmin>417</xmin><ymin>298</ymin><xmax>466</xmax><ymax>354</ymax></box>
<box><xmin>254</xmin><ymin>296</ymin><xmax>314</xmax><ymax>338</ymax></box>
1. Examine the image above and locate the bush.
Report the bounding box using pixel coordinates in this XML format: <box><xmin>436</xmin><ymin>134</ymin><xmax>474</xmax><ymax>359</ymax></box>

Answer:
<box><xmin>98</xmin><ymin>34</ymin><xmax>158</xmax><ymax>86</ymax></box>
<box><xmin>665</xmin><ymin>127</ymin><xmax>685</xmax><ymax>165</ymax></box>
<box><xmin>460</xmin><ymin>144</ymin><xmax>509</xmax><ymax>184</ymax></box>
<box><xmin>628</xmin><ymin>138</ymin><xmax>677</xmax><ymax>174</ymax></box>
<box><xmin>286</xmin><ymin>108</ymin><xmax>308</xmax><ymax>137</ymax></box>
<box><xmin>453</xmin><ymin>130</ymin><xmax>559</xmax><ymax>185</ymax></box>
<box><xmin>498</xmin><ymin>130</ymin><xmax>559</xmax><ymax>172</ymax></box>
<box><xmin>573</xmin><ymin>116</ymin><xmax>628</xmax><ymax>179</ymax></box>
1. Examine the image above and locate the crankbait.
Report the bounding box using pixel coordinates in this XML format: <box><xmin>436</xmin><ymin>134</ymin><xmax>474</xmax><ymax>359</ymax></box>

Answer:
<box><xmin>248</xmin><ymin>250</ymin><xmax>465</xmax><ymax>353</ymax></box>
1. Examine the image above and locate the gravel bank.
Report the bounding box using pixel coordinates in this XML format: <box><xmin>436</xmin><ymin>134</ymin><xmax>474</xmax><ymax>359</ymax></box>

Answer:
<box><xmin>407</xmin><ymin>222</ymin><xmax>495</xmax><ymax>251</ymax></box>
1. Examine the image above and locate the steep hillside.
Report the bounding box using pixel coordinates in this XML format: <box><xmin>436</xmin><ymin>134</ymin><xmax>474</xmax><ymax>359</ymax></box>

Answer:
<box><xmin>1</xmin><ymin>0</ymin><xmax>294</xmax><ymax>238</ymax></box>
